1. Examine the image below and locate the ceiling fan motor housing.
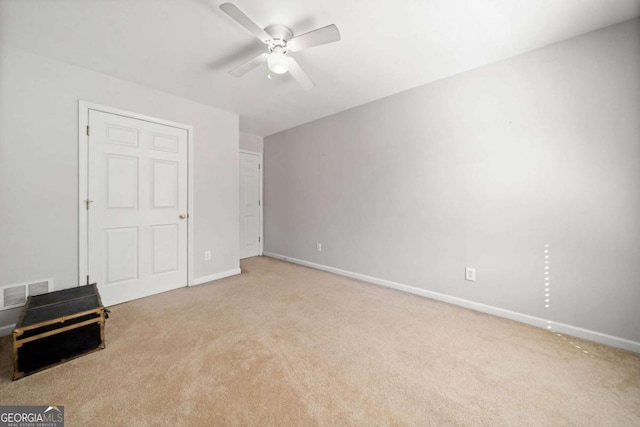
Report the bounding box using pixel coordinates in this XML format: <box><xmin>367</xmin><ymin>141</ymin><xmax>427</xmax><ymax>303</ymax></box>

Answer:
<box><xmin>265</xmin><ymin>24</ymin><xmax>293</xmax><ymax>53</ymax></box>
<box><xmin>264</xmin><ymin>24</ymin><xmax>293</xmax><ymax>41</ymax></box>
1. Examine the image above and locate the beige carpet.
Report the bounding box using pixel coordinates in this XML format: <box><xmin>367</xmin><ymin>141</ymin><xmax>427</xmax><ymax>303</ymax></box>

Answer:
<box><xmin>0</xmin><ymin>256</ymin><xmax>638</xmax><ymax>426</ymax></box>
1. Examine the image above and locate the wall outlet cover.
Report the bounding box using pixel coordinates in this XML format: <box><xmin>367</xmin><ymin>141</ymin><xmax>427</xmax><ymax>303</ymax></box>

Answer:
<box><xmin>465</xmin><ymin>267</ymin><xmax>476</xmax><ymax>282</ymax></box>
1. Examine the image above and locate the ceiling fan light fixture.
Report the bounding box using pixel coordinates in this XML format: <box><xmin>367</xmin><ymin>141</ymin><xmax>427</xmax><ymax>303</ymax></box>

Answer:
<box><xmin>267</xmin><ymin>46</ymin><xmax>289</xmax><ymax>74</ymax></box>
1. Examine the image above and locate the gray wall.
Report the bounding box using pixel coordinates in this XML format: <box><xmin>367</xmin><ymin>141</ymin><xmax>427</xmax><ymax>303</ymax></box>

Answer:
<box><xmin>264</xmin><ymin>19</ymin><xmax>640</xmax><ymax>343</ymax></box>
<box><xmin>0</xmin><ymin>45</ymin><xmax>239</xmax><ymax>327</ymax></box>
<box><xmin>240</xmin><ymin>132</ymin><xmax>264</xmax><ymax>153</ymax></box>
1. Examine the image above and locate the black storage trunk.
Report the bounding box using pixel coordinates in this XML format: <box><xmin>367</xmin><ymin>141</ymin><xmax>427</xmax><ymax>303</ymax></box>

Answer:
<box><xmin>12</xmin><ymin>283</ymin><xmax>106</xmax><ymax>380</ymax></box>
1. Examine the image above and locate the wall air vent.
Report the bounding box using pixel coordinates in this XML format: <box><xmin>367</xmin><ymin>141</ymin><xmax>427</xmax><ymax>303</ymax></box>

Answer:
<box><xmin>1</xmin><ymin>279</ymin><xmax>53</xmax><ymax>310</ymax></box>
<box><xmin>3</xmin><ymin>286</ymin><xmax>25</xmax><ymax>308</ymax></box>
<box><xmin>28</xmin><ymin>281</ymin><xmax>49</xmax><ymax>296</ymax></box>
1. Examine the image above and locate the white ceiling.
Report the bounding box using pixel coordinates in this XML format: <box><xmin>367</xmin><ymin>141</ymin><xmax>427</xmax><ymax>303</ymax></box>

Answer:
<box><xmin>1</xmin><ymin>0</ymin><xmax>639</xmax><ymax>136</ymax></box>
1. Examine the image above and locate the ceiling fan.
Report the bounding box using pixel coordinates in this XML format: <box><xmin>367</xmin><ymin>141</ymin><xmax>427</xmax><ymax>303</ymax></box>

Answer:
<box><xmin>220</xmin><ymin>2</ymin><xmax>341</xmax><ymax>90</ymax></box>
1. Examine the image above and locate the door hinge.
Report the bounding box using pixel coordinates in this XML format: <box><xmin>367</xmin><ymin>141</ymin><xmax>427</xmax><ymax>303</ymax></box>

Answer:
<box><xmin>259</xmin><ymin>236</ymin><xmax>261</xmax><ymax>242</ymax></box>
<box><xmin>86</xmin><ymin>275</ymin><xmax>90</xmax><ymax>286</ymax></box>
<box><xmin>84</xmin><ymin>199</ymin><xmax>93</xmax><ymax>210</ymax></box>
<box><xmin>258</xmin><ymin>200</ymin><xmax>261</xmax><ymax>206</ymax></box>
<box><xmin>258</xmin><ymin>163</ymin><xmax>261</xmax><ymax>169</ymax></box>
<box><xmin>86</xmin><ymin>125</ymin><xmax>90</xmax><ymax>136</ymax></box>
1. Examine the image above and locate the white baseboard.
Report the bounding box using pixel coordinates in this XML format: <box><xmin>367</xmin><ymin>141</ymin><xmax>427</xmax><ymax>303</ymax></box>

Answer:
<box><xmin>0</xmin><ymin>323</ymin><xmax>15</xmax><ymax>337</ymax></box>
<box><xmin>264</xmin><ymin>252</ymin><xmax>640</xmax><ymax>354</ymax></box>
<box><xmin>192</xmin><ymin>268</ymin><xmax>241</xmax><ymax>286</ymax></box>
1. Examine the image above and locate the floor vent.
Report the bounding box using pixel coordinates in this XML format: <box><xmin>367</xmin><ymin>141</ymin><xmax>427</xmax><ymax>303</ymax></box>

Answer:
<box><xmin>1</xmin><ymin>279</ymin><xmax>53</xmax><ymax>310</ymax></box>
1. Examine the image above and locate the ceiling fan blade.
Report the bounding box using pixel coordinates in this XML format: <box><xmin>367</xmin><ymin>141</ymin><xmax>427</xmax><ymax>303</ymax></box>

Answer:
<box><xmin>220</xmin><ymin>3</ymin><xmax>271</xmax><ymax>43</ymax></box>
<box><xmin>229</xmin><ymin>53</ymin><xmax>269</xmax><ymax>77</ymax></box>
<box><xmin>288</xmin><ymin>58</ymin><xmax>315</xmax><ymax>90</ymax></box>
<box><xmin>289</xmin><ymin>24</ymin><xmax>341</xmax><ymax>52</ymax></box>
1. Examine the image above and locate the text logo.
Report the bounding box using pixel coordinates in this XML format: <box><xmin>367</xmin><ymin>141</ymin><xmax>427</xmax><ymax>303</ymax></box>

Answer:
<box><xmin>0</xmin><ymin>405</ymin><xmax>64</xmax><ymax>427</ymax></box>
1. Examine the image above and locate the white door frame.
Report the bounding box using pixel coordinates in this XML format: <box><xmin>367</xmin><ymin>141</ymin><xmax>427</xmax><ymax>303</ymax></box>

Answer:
<box><xmin>239</xmin><ymin>149</ymin><xmax>263</xmax><ymax>256</ymax></box>
<box><xmin>78</xmin><ymin>101</ymin><xmax>195</xmax><ymax>288</ymax></box>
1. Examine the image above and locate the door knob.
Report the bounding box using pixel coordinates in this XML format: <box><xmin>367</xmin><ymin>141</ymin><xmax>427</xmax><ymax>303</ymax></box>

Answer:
<box><xmin>179</xmin><ymin>214</ymin><xmax>187</xmax><ymax>219</ymax></box>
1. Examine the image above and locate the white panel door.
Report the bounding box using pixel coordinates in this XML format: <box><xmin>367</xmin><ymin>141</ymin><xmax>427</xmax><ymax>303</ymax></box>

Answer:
<box><xmin>88</xmin><ymin>110</ymin><xmax>188</xmax><ymax>306</ymax></box>
<box><xmin>239</xmin><ymin>152</ymin><xmax>261</xmax><ymax>259</ymax></box>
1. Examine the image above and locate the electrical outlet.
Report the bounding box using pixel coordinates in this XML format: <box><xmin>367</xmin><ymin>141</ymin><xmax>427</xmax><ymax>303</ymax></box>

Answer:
<box><xmin>204</xmin><ymin>251</ymin><xmax>211</xmax><ymax>261</ymax></box>
<box><xmin>316</xmin><ymin>243</ymin><xmax>322</xmax><ymax>252</ymax></box>
<box><xmin>465</xmin><ymin>267</ymin><xmax>476</xmax><ymax>282</ymax></box>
